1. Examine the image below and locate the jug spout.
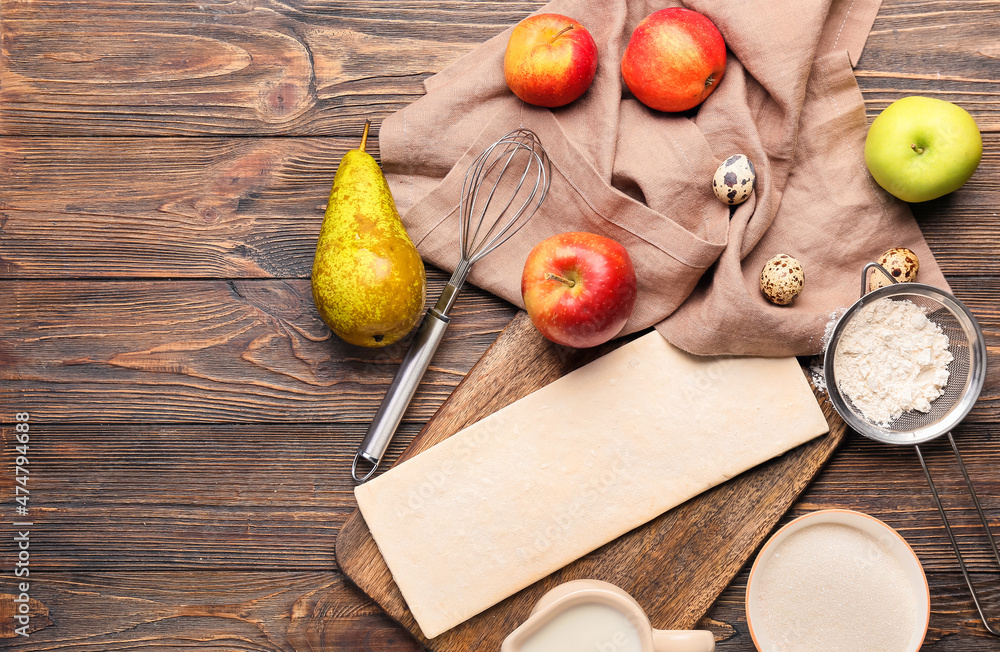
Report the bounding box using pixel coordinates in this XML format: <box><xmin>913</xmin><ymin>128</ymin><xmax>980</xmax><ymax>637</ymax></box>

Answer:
<box><xmin>651</xmin><ymin>628</ymin><xmax>715</xmax><ymax>652</ymax></box>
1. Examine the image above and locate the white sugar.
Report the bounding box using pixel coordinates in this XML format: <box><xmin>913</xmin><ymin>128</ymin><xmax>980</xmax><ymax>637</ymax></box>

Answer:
<box><xmin>754</xmin><ymin>523</ymin><xmax>919</xmax><ymax>651</ymax></box>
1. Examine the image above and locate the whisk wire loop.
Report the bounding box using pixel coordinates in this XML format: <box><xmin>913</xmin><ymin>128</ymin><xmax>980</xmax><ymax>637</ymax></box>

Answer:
<box><xmin>460</xmin><ymin>129</ymin><xmax>550</xmax><ymax>266</ymax></box>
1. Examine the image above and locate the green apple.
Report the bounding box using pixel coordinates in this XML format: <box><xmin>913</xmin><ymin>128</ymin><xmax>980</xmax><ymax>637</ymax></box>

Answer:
<box><xmin>864</xmin><ymin>96</ymin><xmax>982</xmax><ymax>203</ymax></box>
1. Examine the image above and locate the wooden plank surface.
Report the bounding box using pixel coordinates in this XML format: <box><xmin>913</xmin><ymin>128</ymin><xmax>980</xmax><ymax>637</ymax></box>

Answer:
<box><xmin>1</xmin><ymin>0</ymin><xmax>998</xmax><ymax>135</ymax></box>
<box><xmin>0</xmin><ymin>274</ymin><xmax>516</xmax><ymax>423</ymax></box>
<box><xmin>0</xmin><ymin>135</ymin><xmax>997</xmax><ymax>277</ymax></box>
<box><xmin>2</xmin><ymin>0</ymin><xmax>1000</xmax><ymax>650</ymax></box>
<box><xmin>3</xmin><ymin>276</ymin><xmax>999</xmax><ymax>423</ymax></box>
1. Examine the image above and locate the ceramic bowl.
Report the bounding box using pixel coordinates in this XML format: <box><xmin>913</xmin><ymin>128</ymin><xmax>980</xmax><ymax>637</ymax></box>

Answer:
<box><xmin>746</xmin><ymin>509</ymin><xmax>929</xmax><ymax>652</ymax></box>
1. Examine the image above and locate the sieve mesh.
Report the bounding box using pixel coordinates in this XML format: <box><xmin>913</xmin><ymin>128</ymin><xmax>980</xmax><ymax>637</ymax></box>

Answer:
<box><xmin>824</xmin><ymin>283</ymin><xmax>986</xmax><ymax>446</ymax></box>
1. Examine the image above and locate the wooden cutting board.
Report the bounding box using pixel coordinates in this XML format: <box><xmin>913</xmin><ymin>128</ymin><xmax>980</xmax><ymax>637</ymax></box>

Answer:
<box><xmin>335</xmin><ymin>311</ymin><xmax>847</xmax><ymax>650</ymax></box>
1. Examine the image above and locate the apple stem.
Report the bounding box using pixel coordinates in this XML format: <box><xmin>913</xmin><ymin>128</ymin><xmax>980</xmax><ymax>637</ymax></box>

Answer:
<box><xmin>551</xmin><ymin>25</ymin><xmax>574</xmax><ymax>41</ymax></box>
<box><xmin>359</xmin><ymin>120</ymin><xmax>371</xmax><ymax>153</ymax></box>
<box><xmin>545</xmin><ymin>272</ymin><xmax>576</xmax><ymax>288</ymax></box>
<box><xmin>910</xmin><ymin>143</ymin><xmax>924</xmax><ymax>155</ymax></box>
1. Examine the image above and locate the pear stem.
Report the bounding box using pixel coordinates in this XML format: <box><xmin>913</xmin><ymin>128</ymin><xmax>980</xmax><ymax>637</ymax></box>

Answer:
<box><xmin>359</xmin><ymin>120</ymin><xmax>371</xmax><ymax>153</ymax></box>
<box><xmin>545</xmin><ymin>272</ymin><xmax>576</xmax><ymax>288</ymax></box>
<box><xmin>910</xmin><ymin>143</ymin><xmax>924</xmax><ymax>155</ymax></box>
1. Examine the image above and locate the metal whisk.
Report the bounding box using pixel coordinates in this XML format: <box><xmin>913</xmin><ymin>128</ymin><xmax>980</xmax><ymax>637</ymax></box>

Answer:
<box><xmin>352</xmin><ymin>128</ymin><xmax>550</xmax><ymax>482</ymax></box>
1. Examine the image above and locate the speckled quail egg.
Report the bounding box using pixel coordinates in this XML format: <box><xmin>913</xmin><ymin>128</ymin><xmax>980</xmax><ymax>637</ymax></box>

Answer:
<box><xmin>868</xmin><ymin>247</ymin><xmax>920</xmax><ymax>291</ymax></box>
<box><xmin>712</xmin><ymin>154</ymin><xmax>756</xmax><ymax>205</ymax></box>
<box><xmin>760</xmin><ymin>254</ymin><xmax>804</xmax><ymax>306</ymax></box>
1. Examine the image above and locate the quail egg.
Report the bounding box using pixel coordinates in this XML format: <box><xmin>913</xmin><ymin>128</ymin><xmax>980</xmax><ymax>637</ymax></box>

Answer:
<box><xmin>712</xmin><ymin>154</ymin><xmax>756</xmax><ymax>205</ymax></box>
<box><xmin>760</xmin><ymin>254</ymin><xmax>804</xmax><ymax>306</ymax></box>
<box><xmin>868</xmin><ymin>247</ymin><xmax>920</xmax><ymax>291</ymax></box>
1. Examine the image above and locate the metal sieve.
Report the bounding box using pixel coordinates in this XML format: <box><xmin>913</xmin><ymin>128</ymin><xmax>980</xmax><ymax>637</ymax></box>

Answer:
<box><xmin>824</xmin><ymin>262</ymin><xmax>999</xmax><ymax>635</ymax></box>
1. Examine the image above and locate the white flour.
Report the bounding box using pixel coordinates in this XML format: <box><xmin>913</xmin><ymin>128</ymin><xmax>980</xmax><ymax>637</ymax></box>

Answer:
<box><xmin>833</xmin><ymin>298</ymin><xmax>952</xmax><ymax>426</ymax></box>
<box><xmin>810</xmin><ymin>308</ymin><xmax>848</xmax><ymax>393</ymax></box>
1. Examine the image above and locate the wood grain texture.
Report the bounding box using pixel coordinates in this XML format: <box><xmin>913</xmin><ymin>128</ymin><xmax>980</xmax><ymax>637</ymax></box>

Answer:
<box><xmin>2</xmin><ymin>0</ymin><xmax>999</xmax><ymax>136</ymax></box>
<box><xmin>2</xmin><ymin>277</ymin><xmax>999</xmax><ymax>425</ymax></box>
<box><xmin>858</xmin><ymin>0</ymin><xmax>1000</xmax><ymax>127</ymax></box>
<box><xmin>335</xmin><ymin>312</ymin><xmax>849</xmax><ymax>650</ymax></box>
<box><xmin>1</xmin><ymin>418</ymin><xmax>1000</xmax><ymax>575</ymax></box>
<box><xmin>0</xmin><ymin>134</ymin><xmax>997</xmax><ymax>278</ymax></box>
<box><xmin>0</xmin><ymin>569</ymin><xmax>998</xmax><ymax>648</ymax></box>
<box><xmin>0</xmin><ymin>0</ymin><xmax>536</xmax><ymax>136</ymax></box>
<box><xmin>0</xmin><ymin>571</ymin><xmax>422</xmax><ymax>649</ymax></box>
<box><xmin>0</xmin><ymin>136</ymin><xmax>351</xmax><ymax>278</ymax></box>
<box><xmin>0</xmin><ymin>274</ymin><xmax>517</xmax><ymax>423</ymax></box>
<box><xmin>0</xmin><ymin>423</ymin><xmax>420</xmax><ymax>570</ymax></box>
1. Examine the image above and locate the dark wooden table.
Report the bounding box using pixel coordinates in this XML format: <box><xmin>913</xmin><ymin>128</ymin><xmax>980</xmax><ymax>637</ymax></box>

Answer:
<box><xmin>1</xmin><ymin>0</ymin><xmax>999</xmax><ymax>649</ymax></box>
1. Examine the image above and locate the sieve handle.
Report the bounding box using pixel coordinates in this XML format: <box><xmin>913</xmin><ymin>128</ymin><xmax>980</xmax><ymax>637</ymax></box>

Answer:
<box><xmin>916</xmin><ymin>435</ymin><xmax>1000</xmax><ymax>636</ymax></box>
<box><xmin>860</xmin><ymin>261</ymin><xmax>897</xmax><ymax>296</ymax></box>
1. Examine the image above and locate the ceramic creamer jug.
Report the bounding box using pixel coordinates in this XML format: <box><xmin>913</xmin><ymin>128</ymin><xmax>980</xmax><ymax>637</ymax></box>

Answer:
<box><xmin>501</xmin><ymin>580</ymin><xmax>715</xmax><ymax>652</ymax></box>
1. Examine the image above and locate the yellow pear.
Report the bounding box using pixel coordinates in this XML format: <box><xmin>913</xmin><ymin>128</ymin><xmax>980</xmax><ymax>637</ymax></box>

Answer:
<box><xmin>311</xmin><ymin>121</ymin><xmax>426</xmax><ymax>347</ymax></box>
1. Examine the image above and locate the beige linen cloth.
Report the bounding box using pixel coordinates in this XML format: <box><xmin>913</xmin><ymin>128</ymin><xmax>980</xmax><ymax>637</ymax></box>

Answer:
<box><xmin>379</xmin><ymin>0</ymin><xmax>947</xmax><ymax>356</ymax></box>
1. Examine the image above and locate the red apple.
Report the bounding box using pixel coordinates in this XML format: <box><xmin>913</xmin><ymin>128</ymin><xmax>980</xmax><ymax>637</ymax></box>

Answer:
<box><xmin>521</xmin><ymin>232</ymin><xmax>637</xmax><ymax>348</ymax></box>
<box><xmin>504</xmin><ymin>13</ymin><xmax>599</xmax><ymax>108</ymax></box>
<box><xmin>621</xmin><ymin>7</ymin><xmax>727</xmax><ymax>112</ymax></box>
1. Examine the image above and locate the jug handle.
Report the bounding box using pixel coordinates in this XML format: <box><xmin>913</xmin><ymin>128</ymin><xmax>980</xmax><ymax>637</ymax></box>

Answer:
<box><xmin>651</xmin><ymin>629</ymin><xmax>715</xmax><ymax>652</ymax></box>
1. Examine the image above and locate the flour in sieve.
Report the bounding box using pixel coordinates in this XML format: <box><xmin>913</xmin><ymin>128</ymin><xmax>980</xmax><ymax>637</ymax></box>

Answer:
<box><xmin>834</xmin><ymin>297</ymin><xmax>953</xmax><ymax>426</ymax></box>
<box><xmin>810</xmin><ymin>308</ymin><xmax>849</xmax><ymax>393</ymax></box>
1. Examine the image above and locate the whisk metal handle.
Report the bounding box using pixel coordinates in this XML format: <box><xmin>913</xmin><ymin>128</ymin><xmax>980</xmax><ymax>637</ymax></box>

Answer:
<box><xmin>352</xmin><ymin>302</ymin><xmax>453</xmax><ymax>483</ymax></box>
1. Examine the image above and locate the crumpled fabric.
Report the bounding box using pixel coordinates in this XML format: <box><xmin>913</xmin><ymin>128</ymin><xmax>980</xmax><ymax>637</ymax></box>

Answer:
<box><xmin>379</xmin><ymin>0</ymin><xmax>946</xmax><ymax>356</ymax></box>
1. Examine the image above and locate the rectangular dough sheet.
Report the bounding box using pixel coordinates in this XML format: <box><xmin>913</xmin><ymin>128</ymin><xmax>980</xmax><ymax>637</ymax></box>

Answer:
<box><xmin>354</xmin><ymin>331</ymin><xmax>829</xmax><ymax>638</ymax></box>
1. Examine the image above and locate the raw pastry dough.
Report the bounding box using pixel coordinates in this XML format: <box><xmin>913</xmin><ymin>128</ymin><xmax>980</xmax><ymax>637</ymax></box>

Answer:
<box><xmin>354</xmin><ymin>331</ymin><xmax>829</xmax><ymax>638</ymax></box>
